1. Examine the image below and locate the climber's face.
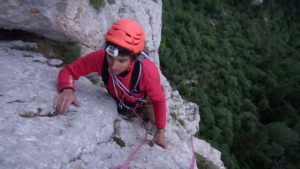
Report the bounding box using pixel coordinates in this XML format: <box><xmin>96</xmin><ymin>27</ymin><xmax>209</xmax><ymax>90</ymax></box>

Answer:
<box><xmin>106</xmin><ymin>54</ymin><xmax>132</xmax><ymax>75</ymax></box>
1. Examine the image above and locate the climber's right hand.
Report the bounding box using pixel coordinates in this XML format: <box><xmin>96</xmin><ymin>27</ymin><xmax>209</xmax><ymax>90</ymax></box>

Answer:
<box><xmin>53</xmin><ymin>89</ymin><xmax>81</xmax><ymax>115</ymax></box>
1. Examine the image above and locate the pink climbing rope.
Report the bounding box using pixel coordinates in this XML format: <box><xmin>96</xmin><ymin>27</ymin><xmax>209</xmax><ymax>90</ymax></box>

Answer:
<box><xmin>190</xmin><ymin>136</ymin><xmax>196</xmax><ymax>169</ymax></box>
<box><xmin>120</xmin><ymin>110</ymin><xmax>149</xmax><ymax>169</ymax></box>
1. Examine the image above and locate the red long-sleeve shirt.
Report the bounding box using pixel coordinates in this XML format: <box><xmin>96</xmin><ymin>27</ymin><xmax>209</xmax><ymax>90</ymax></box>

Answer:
<box><xmin>58</xmin><ymin>49</ymin><xmax>166</xmax><ymax>128</ymax></box>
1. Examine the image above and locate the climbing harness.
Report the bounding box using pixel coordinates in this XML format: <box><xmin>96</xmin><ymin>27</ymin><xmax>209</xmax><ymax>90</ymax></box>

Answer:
<box><xmin>108</xmin><ymin>68</ymin><xmax>148</xmax><ymax>112</ymax></box>
<box><xmin>102</xmin><ymin>50</ymin><xmax>149</xmax><ymax>94</ymax></box>
<box><xmin>102</xmin><ymin>49</ymin><xmax>150</xmax><ymax>113</ymax></box>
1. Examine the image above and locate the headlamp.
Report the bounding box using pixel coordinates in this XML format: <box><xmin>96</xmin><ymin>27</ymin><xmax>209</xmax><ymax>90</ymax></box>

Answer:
<box><xmin>105</xmin><ymin>45</ymin><xmax>119</xmax><ymax>57</ymax></box>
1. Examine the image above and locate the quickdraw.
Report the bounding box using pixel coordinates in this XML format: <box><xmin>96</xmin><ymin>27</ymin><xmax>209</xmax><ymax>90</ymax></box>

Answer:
<box><xmin>109</xmin><ymin>68</ymin><xmax>147</xmax><ymax>111</ymax></box>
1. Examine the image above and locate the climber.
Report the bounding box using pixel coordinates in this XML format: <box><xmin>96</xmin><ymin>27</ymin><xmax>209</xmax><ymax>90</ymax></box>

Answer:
<box><xmin>53</xmin><ymin>19</ymin><xmax>168</xmax><ymax>149</ymax></box>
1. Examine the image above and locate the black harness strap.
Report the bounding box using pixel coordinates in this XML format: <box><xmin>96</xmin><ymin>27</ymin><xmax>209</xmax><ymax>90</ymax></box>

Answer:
<box><xmin>130</xmin><ymin>54</ymin><xmax>145</xmax><ymax>93</ymax></box>
<box><xmin>102</xmin><ymin>55</ymin><xmax>109</xmax><ymax>87</ymax></box>
<box><xmin>101</xmin><ymin>51</ymin><xmax>150</xmax><ymax>111</ymax></box>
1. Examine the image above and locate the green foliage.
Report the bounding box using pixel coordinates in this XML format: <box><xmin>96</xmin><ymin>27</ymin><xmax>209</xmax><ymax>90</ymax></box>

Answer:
<box><xmin>160</xmin><ymin>0</ymin><xmax>300</xmax><ymax>168</ymax></box>
<box><xmin>170</xmin><ymin>112</ymin><xmax>177</xmax><ymax>120</ymax></box>
<box><xmin>90</xmin><ymin>0</ymin><xmax>105</xmax><ymax>9</ymax></box>
<box><xmin>264</xmin><ymin>142</ymin><xmax>285</xmax><ymax>157</ymax></box>
<box><xmin>196</xmin><ymin>153</ymin><xmax>219</xmax><ymax>169</ymax></box>
<box><xmin>202</xmin><ymin>36</ymin><xmax>217</xmax><ymax>49</ymax></box>
<box><xmin>113</xmin><ymin>137</ymin><xmax>125</xmax><ymax>148</ymax></box>
<box><xmin>178</xmin><ymin>119</ymin><xmax>185</xmax><ymax>127</ymax></box>
<box><xmin>265</xmin><ymin>122</ymin><xmax>299</xmax><ymax>147</ymax></box>
<box><xmin>258</xmin><ymin>99</ymin><xmax>270</xmax><ymax>111</ymax></box>
<box><xmin>56</xmin><ymin>42</ymin><xmax>81</xmax><ymax>65</ymax></box>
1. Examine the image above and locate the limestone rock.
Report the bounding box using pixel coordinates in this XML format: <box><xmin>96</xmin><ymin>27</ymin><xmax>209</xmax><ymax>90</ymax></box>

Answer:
<box><xmin>0</xmin><ymin>46</ymin><xmax>225</xmax><ymax>169</ymax></box>
<box><xmin>48</xmin><ymin>59</ymin><xmax>63</xmax><ymax>66</ymax></box>
<box><xmin>86</xmin><ymin>72</ymin><xmax>105</xmax><ymax>88</ymax></box>
<box><xmin>0</xmin><ymin>0</ymin><xmax>101</xmax><ymax>49</ymax></box>
<box><xmin>0</xmin><ymin>0</ymin><xmax>162</xmax><ymax>66</ymax></box>
<box><xmin>0</xmin><ymin>47</ymin><xmax>116</xmax><ymax>168</ymax></box>
<box><xmin>0</xmin><ymin>40</ymin><xmax>37</xmax><ymax>51</ymax></box>
<box><xmin>0</xmin><ymin>0</ymin><xmax>226</xmax><ymax>167</ymax></box>
<box><xmin>193</xmin><ymin>138</ymin><xmax>226</xmax><ymax>169</ymax></box>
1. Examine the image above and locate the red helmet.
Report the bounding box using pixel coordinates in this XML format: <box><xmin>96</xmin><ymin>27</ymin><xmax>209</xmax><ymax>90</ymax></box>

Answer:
<box><xmin>105</xmin><ymin>19</ymin><xmax>145</xmax><ymax>54</ymax></box>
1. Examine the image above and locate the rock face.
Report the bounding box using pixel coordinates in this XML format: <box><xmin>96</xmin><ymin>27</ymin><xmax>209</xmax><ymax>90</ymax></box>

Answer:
<box><xmin>48</xmin><ymin>59</ymin><xmax>63</xmax><ymax>66</ymax></box>
<box><xmin>0</xmin><ymin>43</ymin><xmax>225</xmax><ymax>169</ymax></box>
<box><xmin>0</xmin><ymin>0</ymin><xmax>162</xmax><ymax>66</ymax></box>
<box><xmin>0</xmin><ymin>0</ymin><xmax>101</xmax><ymax>47</ymax></box>
<box><xmin>0</xmin><ymin>0</ymin><xmax>225</xmax><ymax>168</ymax></box>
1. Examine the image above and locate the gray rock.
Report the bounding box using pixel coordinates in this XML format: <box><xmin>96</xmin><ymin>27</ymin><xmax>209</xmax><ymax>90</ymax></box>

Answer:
<box><xmin>0</xmin><ymin>40</ymin><xmax>37</xmax><ymax>51</ymax></box>
<box><xmin>79</xmin><ymin>44</ymin><xmax>95</xmax><ymax>58</ymax></box>
<box><xmin>0</xmin><ymin>1</ymin><xmax>101</xmax><ymax>49</ymax></box>
<box><xmin>86</xmin><ymin>72</ymin><xmax>105</xmax><ymax>88</ymax></box>
<box><xmin>48</xmin><ymin>59</ymin><xmax>63</xmax><ymax>66</ymax></box>
<box><xmin>0</xmin><ymin>47</ymin><xmax>116</xmax><ymax>168</ymax></box>
<box><xmin>0</xmin><ymin>47</ymin><xmax>225</xmax><ymax>169</ymax></box>
<box><xmin>193</xmin><ymin>138</ymin><xmax>225</xmax><ymax>168</ymax></box>
<box><xmin>0</xmin><ymin>0</ymin><xmax>162</xmax><ymax>66</ymax></box>
<box><xmin>22</xmin><ymin>50</ymin><xmax>49</xmax><ymax>63</ymax></box>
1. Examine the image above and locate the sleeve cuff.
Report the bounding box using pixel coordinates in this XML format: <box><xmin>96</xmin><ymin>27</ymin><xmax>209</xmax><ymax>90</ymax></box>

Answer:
<box><xmin>60</xmin><ymin>87</ymin><xmax>75</xmax><ymax>93</ymax></box>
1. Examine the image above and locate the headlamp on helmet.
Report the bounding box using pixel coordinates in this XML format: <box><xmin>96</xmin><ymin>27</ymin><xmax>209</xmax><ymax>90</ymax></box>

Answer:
<box><xmin>105</xmin><ymin>45</ymin><xmax>119</xmax><ymax>57</ymax></box>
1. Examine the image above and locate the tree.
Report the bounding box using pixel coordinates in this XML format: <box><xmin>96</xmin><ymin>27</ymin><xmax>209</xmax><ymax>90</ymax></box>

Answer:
<box><xmin>265</xmin><ymin>122</ymin><xmax>299</xmax><ymax>147</ymax></box>
<box><xmin>159</xmin><ymin>0</ymin><xmax>300</xmax><ymax>168</ymax></box>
